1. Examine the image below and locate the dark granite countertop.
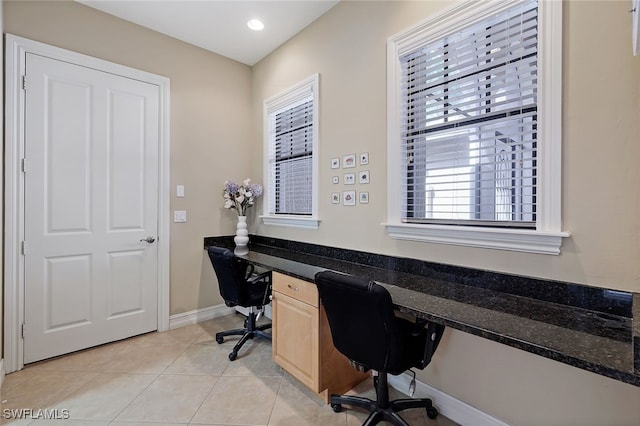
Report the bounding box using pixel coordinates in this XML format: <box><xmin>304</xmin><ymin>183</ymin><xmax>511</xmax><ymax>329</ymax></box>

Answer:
<box><xmin>204</xmin><ymin>236</ymin><xmax>639</xmax><ymax>387</ymax></box>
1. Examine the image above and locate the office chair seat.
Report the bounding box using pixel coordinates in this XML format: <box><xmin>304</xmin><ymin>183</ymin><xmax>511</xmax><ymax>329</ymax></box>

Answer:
<box><xmin>315</xmin><ymin>270</ymin><xmax>445</xmax><ymax>426</ymax></box>
<box><xmin>207</xmin><ymin>246</ymin><xmax>272</xmax><ymax>361</ymax></box>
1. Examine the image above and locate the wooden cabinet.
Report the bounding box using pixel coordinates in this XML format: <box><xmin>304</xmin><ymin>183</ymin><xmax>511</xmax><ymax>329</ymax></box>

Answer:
<box><xmin>272</xmin><ymin>272</ymin><xmax>368</xmax><ymax>401</ymax></box>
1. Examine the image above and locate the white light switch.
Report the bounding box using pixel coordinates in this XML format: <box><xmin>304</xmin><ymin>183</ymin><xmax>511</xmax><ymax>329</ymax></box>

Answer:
<box><xmin>176</xmin><ymin>185</ymin><xmax>185</xmax><ymax>198</ymax></box>
<box><xmin>174</xmin><ymin>210</ymin><xmax>187</xmax><ymax>223</ymax></box>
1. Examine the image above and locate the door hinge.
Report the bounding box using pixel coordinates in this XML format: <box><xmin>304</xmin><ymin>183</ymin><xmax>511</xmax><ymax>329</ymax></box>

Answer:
<box><xmin>22</xmin><ymin>75</ymin><xmax>27</xmax><ymax>90</ymax></box>
<box><xmin>21</xmin><ymin>240</ymin><xmax>27</xmax><ymax>255</ymax></box>
<box><xmin>21</xmin><ymin>323</ymin><xmax>25</xmax><ymax>339</ymax></box>
<box><xmin>21</xmin><ymin>158</ymin><xmax>27</xmax><ymax>173</ymax></box>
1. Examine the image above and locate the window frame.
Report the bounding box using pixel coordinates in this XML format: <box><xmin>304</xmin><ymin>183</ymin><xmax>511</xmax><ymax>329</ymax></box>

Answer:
<box><xmin>262</xmin><ymin>74</ymin><xmax>320</xmax><ymax>230</ymax></box>
<box><xmin>386</xmin><ymin>0</ymin><xmax>568</xmax><ymax>254</ymax></box>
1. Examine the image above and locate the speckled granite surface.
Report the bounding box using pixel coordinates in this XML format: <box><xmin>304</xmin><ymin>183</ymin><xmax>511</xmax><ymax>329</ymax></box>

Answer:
<box><xmin>204</xmin><ymin>235</ymin><xmax>639</xmax><ymax>387</ymax></box>
<box><xmin>634</xmin><ymin>293</ymin><xmax>640</xmax><ymax>375</ymax></box>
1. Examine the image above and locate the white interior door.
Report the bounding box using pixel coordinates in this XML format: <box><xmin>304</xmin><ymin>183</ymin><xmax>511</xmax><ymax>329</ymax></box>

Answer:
<box><xmin>23</xmin><ymin>53</ymin><xmax>160</xmax><ymax>363</ymax></box>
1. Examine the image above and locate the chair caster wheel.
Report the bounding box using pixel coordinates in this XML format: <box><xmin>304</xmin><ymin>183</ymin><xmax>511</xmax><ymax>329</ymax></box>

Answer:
<box><xmin>330</xmin><ymin>403</ymin><xmax>342</xmax><ymax>413</ymax></box>
<box><xmin>228</xmin><ymin>352</ymin><xmax>237</xmax><ymax>361</ymax></box>
<box><xmin>215</xmin><ymin>335</ymin><xmax>224</xmax><ymax>344</ymax></box>
<box><xmin>426</xmin><ymin>406</ymin><xmax>439</xmax><ymax>419</ymax></box>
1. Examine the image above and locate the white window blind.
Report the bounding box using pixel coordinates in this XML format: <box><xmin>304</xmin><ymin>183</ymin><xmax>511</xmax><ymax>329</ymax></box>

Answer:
<box><xmin>401</xmin><ymin>0</ymin><xmax>538</xmax><ymax>227</ymax></box>
<box><xmin>267</xmin><ymin>97</ymin><xmax>313</xmax><ymax>216</ymax></box>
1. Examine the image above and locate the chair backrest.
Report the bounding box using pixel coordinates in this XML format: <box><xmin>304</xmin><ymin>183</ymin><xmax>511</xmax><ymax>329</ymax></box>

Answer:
<box><xmin>207</xmin><ymin>246</ymin><xmax>252</xmax><ymax>307</ymax></box>
<box><xmin>315</xmin><ymin>270</ymin><xmax>408</xmax><ymax>373</ymax></box>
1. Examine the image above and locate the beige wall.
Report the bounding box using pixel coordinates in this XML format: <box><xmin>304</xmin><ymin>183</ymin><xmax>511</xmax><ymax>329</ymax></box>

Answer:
<box><xmin>3</xmin><ymin>0</ymin><xmax>640</xmax><ymax>423</ymax></box>
<box><xmin>2</xmin><ymin>0</ymin><xmax>252</xmax><ymax>316</ymax></box>
<box><xmin>252</xmin><ymin>0</ymin><xmax>640</xmax><ymax>294</ymax></box>
<box><xmin>251</xmin><ymin>1</ymin><xmax>640</xmax><ymax>424</ymax></box>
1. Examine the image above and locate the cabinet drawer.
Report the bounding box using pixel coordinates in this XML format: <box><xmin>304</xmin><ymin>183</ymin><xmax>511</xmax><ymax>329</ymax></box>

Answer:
<box><xmin>273</xmin><ymin>272</ymin><xmax>318</xmax><ymax>307</ymax></box>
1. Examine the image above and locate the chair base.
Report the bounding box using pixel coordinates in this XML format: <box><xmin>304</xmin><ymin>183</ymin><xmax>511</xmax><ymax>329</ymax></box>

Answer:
<box><xmin>215</xmin><ymin>310</ymin><xmax>271</xmax><ymax>361</ymax></box>
<box><xmin>329</xmin><ymin>373</ymin><xmax>438</xmax><ymax>426</ymax></box>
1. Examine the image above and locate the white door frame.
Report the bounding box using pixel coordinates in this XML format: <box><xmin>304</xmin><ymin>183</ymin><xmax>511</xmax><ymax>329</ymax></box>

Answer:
<box><xmin>0</xmin><ymin>0</ymin><xmax>5</xmax><ymax>388</ymax></box>
<box><xmin>3</xmin><ymin>34</ymin><xmax>171</xmax><ymax>373</ymax></box>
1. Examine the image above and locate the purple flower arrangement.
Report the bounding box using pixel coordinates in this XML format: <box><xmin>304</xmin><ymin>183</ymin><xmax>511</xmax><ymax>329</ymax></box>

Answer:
<box><xmin>223</xmin><ymin>178</ymin><xmax>263</xmax><ymax>216</ymax></box>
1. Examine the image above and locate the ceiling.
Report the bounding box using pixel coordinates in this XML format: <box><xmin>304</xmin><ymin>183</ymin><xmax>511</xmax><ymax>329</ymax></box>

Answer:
<box><xmin>78</xmin><ymin>1</ymin><xmax>339</xmax><ymax>66</ymax></box>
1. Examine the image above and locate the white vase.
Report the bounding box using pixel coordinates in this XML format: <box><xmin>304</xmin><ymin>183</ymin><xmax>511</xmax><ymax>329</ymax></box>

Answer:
<box><xmin>234</xmin><ymin>215</ymin><xmax>249</xmax><ymax>255</ymax></box>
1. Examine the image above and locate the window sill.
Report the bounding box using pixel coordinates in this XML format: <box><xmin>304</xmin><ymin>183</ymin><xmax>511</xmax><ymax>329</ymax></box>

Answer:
<box><xmin>384</xmin><ymin>223</ymin><xmax>570</xmax><ymax>255</ymax></box>
<box><xmin>261</xmin><ymin>215</ymin><xmax>320</xmax><ymax>230</ymax></box>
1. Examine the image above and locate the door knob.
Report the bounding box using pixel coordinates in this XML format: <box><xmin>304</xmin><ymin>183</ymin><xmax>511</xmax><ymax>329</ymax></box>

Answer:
<box><xmin>140</xmin><ymin>236</ymin><xmax>156</xmax><ymax>244</ymax></box>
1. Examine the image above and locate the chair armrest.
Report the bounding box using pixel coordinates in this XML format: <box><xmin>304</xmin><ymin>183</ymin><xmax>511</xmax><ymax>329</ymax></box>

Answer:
<box><xmin>247</xmin><ymin>270</ymin><xmax>272</xmax><ymax>307</ymax></box>
<box><xmin>415</xmin><ymin>321</ymin><xmax>445</xmax><ymax>369</ymax></box>
<box><xmin>243</xmin><ymin>263</ymin><xmax>256</xmax><ymax>281</ymax></box>
<box><xmin>247</xmin><ymin>270</ymin><xmax>271</xmax><ymax>285</ymax></box>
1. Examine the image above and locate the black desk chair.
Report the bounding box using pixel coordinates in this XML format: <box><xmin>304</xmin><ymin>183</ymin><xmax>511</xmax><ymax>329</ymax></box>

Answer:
<box><xmin>207</xmin><ymin>246</ymin><xmax>272</xmax><ymax>361</ymax></box>
<box><xmin>315</xmin><ymin>270</ymin><xmax>445</xmax><ymax>426</ymax></box>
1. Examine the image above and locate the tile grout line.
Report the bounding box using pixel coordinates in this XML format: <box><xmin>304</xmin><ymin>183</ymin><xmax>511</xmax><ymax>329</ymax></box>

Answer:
<box><xmin>185</xmin><ymin>339</ymin><xmax>229</xmax><ymax>425</ymax></box>
<box><xmin>264</xmin><ymin>375</ymin><xmax>285</xmax><ymax>426</ymax></box>
<box><xmin>102</xmin><ymin>324</ymin><xmax>209</xmax><ymax>424</ymax></box>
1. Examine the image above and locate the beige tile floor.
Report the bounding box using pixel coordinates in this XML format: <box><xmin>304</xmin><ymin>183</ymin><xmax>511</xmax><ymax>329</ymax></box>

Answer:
<box><xmin>0</xmin><ymin>314</ymin><xmax>458</xmax><ymax>425</ymax></box>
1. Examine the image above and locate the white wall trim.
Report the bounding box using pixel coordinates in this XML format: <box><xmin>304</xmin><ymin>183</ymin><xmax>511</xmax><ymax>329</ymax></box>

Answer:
<box><xmin>0</xmin><ymin>359</ymin><xmax>5</xmax><ymax>390</ymax></box>
<box><xmin>3</xmin><ymin>34</ymin><xmax>171</xmax><ymax>374</ymax></box>
<box><xmin>388</xmin><ymin>373</ymin><xmax>510</xmax><ymax>426</ymax></box>
<box><xmin>169</xmin><ymin>305</ymin><xmax>234</xmax><ymax>330</ymax></box>
<box><xmin>385</xmin><ymin>222</ymin><xmax>569</xmax><ymax>255</ymax></box>
<box><xmin>260</xmin><ymin>215</ymin><xmax>320</xmax><ymax>230</ymax></box>
<box><xmin>262</xmin><ymin>74</ymin><xmax>320</xmax><ymax>229</ymax></box>
<box><xmin>0</xmin><ymin>0</ymin><xmax>4</xmax><ymax>386</ymax></box>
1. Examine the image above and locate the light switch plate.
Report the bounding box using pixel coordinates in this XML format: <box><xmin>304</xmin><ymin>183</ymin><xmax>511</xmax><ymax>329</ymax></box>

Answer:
<box><xmin>174</xmin><ymin>210</ymin><xmax>187</xmax><ymax>223</ymax></box>
<box><xmin>176</xmin><ymin>185</ymin><xmax>185</xmax><ymax>198</ymax></box>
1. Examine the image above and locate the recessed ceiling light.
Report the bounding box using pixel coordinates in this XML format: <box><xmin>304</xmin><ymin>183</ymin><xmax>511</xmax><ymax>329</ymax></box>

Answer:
<box><xmin>247</xmin><ymin>19</ymin><xmax>264</xmax><ymax>31</ymax></box>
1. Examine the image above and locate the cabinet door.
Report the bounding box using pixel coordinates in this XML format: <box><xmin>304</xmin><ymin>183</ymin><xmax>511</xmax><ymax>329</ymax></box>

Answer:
<box><xmin>272</xmin><ymin>291</ymin><xmax>320</xmax><ymax>391</ymax></box>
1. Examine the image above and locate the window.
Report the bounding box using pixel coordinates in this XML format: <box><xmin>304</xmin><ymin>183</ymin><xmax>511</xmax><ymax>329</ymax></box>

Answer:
<box><xmin>263</xmin><ymin>74</ymin><xmax>319</xmax><ymax>229</ymax></box>
<box><xmin>387</xmin><ymin>0</ymin><xmax>568</xmax><ymax>254</ymax></box>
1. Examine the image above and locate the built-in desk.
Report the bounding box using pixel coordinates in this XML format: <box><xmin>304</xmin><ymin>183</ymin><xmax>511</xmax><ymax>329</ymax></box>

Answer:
<box><xmin>204</xmin><ymin>235</ymin><xmax>640</xmax><ymax>388</ymax></box>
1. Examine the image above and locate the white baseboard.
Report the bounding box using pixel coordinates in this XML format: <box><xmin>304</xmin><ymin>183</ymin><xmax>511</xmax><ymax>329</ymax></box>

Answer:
<box><xmin>388</xmin><ymin>373</ymin><xmax>509</xmax><ymax>426</ymax></box>
<box><xmin>168</xmin><ymin>304</ymin><xmax>234</xmax><ymax>330</ymax></box>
